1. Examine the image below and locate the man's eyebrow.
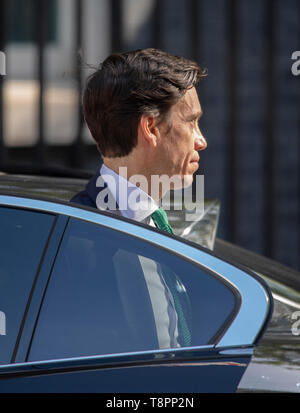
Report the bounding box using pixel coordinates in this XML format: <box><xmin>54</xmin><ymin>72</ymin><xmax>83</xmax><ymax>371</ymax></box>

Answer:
<box><xmin>185</xmin><ymin>111</ymin><xmax>203</xmax><ymax>121</ymax></box>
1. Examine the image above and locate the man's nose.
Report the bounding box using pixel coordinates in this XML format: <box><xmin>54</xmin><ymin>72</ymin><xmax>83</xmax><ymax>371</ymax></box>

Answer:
<box><xmin>194</xmin><ymin>132</ymin><xmax>207</xmax><ymax>151</ymax></box>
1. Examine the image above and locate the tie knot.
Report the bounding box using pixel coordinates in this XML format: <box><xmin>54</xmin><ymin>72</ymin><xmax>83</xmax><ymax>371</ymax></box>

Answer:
<box><xmin>151</xmin><ymin>208</ymin><xmax>173</xmax><ymax>234</ymax></box>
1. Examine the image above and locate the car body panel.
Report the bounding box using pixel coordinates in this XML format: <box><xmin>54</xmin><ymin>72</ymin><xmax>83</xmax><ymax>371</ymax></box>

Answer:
<box><xmin>0</xmin><ymin>349</ymin><xmax>251</xmax><ymax>393</ymax></box>
<box><xmin>213</xmin><ymin>239</ymin><xmax>300</xmax><ymax>393</ymax></box>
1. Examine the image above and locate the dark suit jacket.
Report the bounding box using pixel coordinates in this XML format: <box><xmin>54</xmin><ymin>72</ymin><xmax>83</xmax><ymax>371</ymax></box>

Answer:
<box><xmin>71</xmin><ymin>172</ymin><xmax>122</xmax><ymax>216</ymax></box>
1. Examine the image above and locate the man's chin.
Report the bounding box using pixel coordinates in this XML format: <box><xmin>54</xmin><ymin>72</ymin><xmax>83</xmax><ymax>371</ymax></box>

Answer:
<box><xmin>182</xmin><ymin>175</ymin><xmax>194</xmax><ymax>189</ymax></box>
<box><xmin>170</xmin><ymin>174</ymin><xmax>193</xmax><ymax>190</ymax></box>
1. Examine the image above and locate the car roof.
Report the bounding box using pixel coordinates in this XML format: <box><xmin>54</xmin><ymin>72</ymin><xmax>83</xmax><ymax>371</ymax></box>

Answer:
<box><xmin>0</xmin><ymin>172</ymin><xmax>88</xmax><ymax>202</ymax></box>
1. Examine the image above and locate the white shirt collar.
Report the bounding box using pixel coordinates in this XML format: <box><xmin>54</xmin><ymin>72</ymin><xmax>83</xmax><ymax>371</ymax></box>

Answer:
<box><xmin>100</xmin><ymin>164</ymin><xmax>159</xmax><ymax>222</ymax></box>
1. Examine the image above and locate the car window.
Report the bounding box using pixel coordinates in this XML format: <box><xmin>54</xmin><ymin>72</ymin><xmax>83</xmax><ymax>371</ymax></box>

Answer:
<box><xmin>28</xmin><ymin>218</ymin><xmax>239</xmax><ymax>362</ymax></box>
<box><xmin>0</xmin><ymin>207</ymin><xmax>55</xmax><ymax>364</ymax></box>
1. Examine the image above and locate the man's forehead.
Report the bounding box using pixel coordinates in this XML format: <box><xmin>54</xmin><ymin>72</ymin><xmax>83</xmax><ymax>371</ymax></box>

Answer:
<box><xmin>177</xmin><ymin>87</ymin><xmax>202</xmax><ymax>117</ymax></box>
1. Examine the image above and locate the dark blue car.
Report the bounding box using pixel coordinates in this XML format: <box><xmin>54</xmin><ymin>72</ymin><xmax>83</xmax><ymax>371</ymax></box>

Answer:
<box><xmin>0</xmin><ymin>171</ymin><xmax>297</xmax><ymax>393</ymax></box>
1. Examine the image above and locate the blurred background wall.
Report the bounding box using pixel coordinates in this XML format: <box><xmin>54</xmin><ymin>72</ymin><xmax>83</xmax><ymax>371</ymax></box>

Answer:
<box><xmin>0</xmin><ymin>0</ymin><xmax>299</xmax><ymax>270</ymax></box>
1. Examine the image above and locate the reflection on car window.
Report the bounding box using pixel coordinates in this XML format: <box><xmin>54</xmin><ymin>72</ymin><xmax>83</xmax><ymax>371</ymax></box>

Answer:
<box><xmin>28</xmin><ymin>218</ymin><xmax>238</xmax><ymax>361</ymax></box>
<box><xmin>0</xmin><ymin>207</ymin><xmax>55</xmax><ymax>364</ymax></box>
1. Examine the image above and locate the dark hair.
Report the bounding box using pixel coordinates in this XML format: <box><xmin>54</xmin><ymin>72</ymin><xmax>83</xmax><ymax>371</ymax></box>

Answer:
<box><xmin>83</xmin><ymin>48</ymin><xmax>206</xmax><ymax>157</ymax></box>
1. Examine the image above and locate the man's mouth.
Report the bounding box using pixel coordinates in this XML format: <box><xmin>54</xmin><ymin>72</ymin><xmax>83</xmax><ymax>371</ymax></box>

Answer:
<box><xmin>191</xmin><ymin>156</ymin><xmax>200</xmax><ymax>164</ymax></box>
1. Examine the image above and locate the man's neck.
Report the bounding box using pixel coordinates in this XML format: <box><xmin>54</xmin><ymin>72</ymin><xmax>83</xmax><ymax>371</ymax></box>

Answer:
<box><xmin>100</xmin><ymin>163</ymin><xmax>159</xmax><ymax>222</ymax></box>
<box><xmin>103</xmin><ymin>159</ymin><xmax>162</xmax><ymax>203</ymax></box>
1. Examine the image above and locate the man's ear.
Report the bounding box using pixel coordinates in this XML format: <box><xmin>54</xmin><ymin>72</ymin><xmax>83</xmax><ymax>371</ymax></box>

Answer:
<box><xmin>138</xmin><ymin>114</ymin><xmax>160</xmax><ymax>147</ymax></box>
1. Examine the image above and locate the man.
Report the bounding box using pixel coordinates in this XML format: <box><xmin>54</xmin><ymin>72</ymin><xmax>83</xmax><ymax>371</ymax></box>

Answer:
<box><xmin>71</xmin><ymin>48</ymin><xmax>207</xmax><ymax>350</ymax></box>
<box><xmin>71</xmin><ymin>48</ymin><xmax>207</xmax><ymax>226</ymax></box>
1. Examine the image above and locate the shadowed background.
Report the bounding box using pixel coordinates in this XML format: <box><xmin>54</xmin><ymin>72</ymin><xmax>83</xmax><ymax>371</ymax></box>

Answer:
<box><xmin>0</xmin><ymin>0</ymin><xmax>299</xmax><ymax>271</ymax></box>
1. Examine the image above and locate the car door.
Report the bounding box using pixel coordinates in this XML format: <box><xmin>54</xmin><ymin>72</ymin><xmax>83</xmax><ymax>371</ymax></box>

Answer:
<box><xmin>0</xmin><ymin>196</ymin><xmax>273</xmax><ymax>393</ymax></box>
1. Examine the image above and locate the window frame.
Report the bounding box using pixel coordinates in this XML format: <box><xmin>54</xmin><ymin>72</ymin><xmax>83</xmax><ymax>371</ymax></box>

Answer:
<box><xmin>0</xmin><ymin>204</ymin><xmax>63</xmax><ymax>364</ymax></box>
<box><xmin>26</xmin><ymin>216</ymin><xmax>242</xmax><ymax>361</ymax></box>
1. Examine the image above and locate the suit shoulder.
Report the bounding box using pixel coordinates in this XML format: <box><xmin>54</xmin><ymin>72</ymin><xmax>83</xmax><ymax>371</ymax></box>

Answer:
<box><xmin>70</xmin><ymin>190</ymin><xmax>97</xmax><ymax>209</ymax></box>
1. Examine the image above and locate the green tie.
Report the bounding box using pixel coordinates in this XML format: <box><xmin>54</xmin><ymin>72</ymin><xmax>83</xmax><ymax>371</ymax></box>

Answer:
<box><xmin>151</xmin><ymin>208</ymin><xmax>191</xmax><ymax>346</ymax></box>
<box><xmin>151</xmin><ymin>208</ymin><xmax>174</xmax><ymax>234</ymax></box>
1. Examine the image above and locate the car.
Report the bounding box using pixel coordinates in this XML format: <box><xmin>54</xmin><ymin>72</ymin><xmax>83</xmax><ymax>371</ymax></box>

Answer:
<box><xmin>0</xmin><ymin>168</ymin><xmax>298</xmax><ymax>393</ymax></box>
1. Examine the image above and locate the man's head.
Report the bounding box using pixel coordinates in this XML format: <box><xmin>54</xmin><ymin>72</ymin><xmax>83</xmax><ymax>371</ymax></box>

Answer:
<box><xmin>83</xmin><ymin>48</ymin><xmax>207</xmax><ymax>195</ymax></box>
<box><xmin>83</xmin><ymin>48</ymin><xmax>206</xmax><ymax>152</ymax></box>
